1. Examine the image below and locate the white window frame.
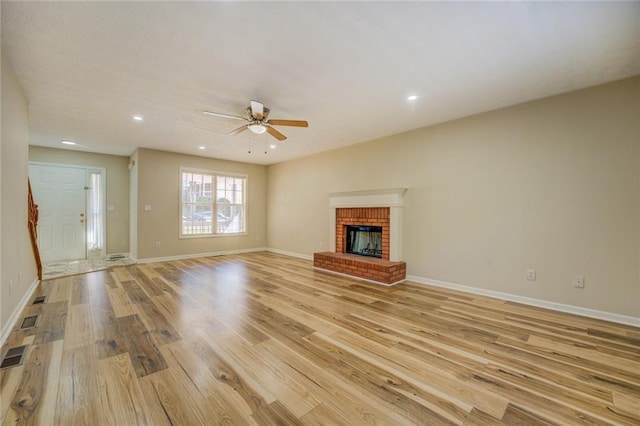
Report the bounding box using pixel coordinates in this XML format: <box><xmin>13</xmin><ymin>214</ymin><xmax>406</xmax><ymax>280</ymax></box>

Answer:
<box><xmin>179</xmin><ymin>167</ymin><xmax>248</xmax><ymax>238</ymax></box>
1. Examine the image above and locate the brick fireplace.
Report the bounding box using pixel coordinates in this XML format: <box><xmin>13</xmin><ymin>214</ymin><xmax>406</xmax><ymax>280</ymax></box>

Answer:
<box><xmin>313</xmin><ymin>188</ymin><xmax>407</xmax><ymax>285</ymax></box>
<box><xmin>336</xmin><ymin>207</ymin><xmax>390</xmax><ymax>259</ymax></box>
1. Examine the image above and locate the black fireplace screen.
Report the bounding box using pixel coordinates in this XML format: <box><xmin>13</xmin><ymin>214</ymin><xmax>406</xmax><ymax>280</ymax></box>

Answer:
<box><xmin>345</xmin><ymin>225</ymin><xmax>383</xmax><ymax>258</ymax></box>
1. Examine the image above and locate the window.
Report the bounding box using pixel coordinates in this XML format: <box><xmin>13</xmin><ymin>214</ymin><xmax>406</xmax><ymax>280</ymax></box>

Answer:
<box><xmin>180</xmin><ymin>169</ymin><xmax>246</xmax><ymax>237</ymax></box>
<box><xmin>86</xmin><ymin>169</ymin><xmax>105</xmax><ymax>255</ymax></box>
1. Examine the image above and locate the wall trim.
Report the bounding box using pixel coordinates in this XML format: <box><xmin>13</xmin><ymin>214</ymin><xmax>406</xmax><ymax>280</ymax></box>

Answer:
<box><xmin>0</xmin><ymin>277</ymin><xmax>40</xmax><ymax>348</ymax></box>
<box><xmin>265</xmin><ymin>247</ymin><xmax>313</xmax><ymax>261</ymax></box>
<box><xmin>407</xmin><ymin>275</ymin><xmax>640</xmax><ymax>327</ymax></box>
<box><xmin>136</xmin><ymin>247</ymin><xmax>267</xmax><ymax>264</ymax></box>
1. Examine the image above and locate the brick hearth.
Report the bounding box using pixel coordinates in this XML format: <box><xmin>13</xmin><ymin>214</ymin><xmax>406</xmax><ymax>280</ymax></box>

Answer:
<box><xmin>314</xmin><ymin>252</ymin><xmax>406</xmax><ymax>285</ymax></box>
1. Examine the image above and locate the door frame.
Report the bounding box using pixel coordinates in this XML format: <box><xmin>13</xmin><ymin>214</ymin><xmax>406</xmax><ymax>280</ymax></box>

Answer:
<box><xmin>28</xmin><ymin>161</ymin><xmax>107</xmax><ymax>260</ymax></box>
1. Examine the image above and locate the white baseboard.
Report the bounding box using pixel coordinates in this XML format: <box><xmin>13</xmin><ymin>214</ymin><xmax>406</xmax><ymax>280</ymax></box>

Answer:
<box><xmin>265</xmin><ymin>247</ymin><xmax>313</xmax><ymax>261</ymax></box>
<box><xmin>407</xmin><ymin>275</ymin><xmax>640</xmax><ymax>327</ymax></box>
<box><xmin>136</xmin><ymin>247</ymin><xmax>267</xmax><ymax>264</ymax></box>
<box><xmin>0</xmin><ymin>277</ymin><xmax>40</xmax><ymax>348</ymax></box>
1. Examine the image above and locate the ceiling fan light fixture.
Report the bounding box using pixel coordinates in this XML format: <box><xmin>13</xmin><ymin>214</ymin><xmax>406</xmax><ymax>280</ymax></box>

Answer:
<box><xmin>248</xmin><ymin>123</ymin><xmax>267</xmax><ymax>134</ymax></box>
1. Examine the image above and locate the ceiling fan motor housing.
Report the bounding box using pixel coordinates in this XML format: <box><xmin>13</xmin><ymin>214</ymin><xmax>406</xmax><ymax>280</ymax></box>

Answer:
<box><xmin>248</xmin><ymin>106</ymin><xmax>270</xmax><ymax>121</ymax></box>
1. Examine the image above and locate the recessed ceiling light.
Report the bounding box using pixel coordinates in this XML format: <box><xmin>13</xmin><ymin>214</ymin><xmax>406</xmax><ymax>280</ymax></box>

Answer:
<box><xmin>269</xmin><ymin>144</ymin><xmax>277</xmax><ymax>149</ymax></box>
<box><xmin>407</xmin><ymin>95</ymin><xmax>418</xmax><ymax>101</ymax></box>
<box><xmin>61</xmin><ymin>140</ymin><xmax>76</xmax><ymax>145</ymax></box>
<box><xmin>132</xmin><ymin>115</ymin><xmax>143</xmax><ymax>121</ymax></box>
<box><xmin>198</xmin><ymin>146</ymin><xmax>205</xmax><ymax>150</ymax></box>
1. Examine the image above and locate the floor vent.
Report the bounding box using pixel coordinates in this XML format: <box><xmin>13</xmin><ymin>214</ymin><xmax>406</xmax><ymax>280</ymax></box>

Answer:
<box><xmin>32</xmin><ymin>296</ymin><xmax>46</xmax><ymax>305</ymax></box>
<box><xmin>20</xmin><ymin>315</ymin><xmax>39</xmax><ymax>329</ymax></box>
<box><xmin>0</xmin><ymin>345</ymin><xmax>28</xmax><ymax>370</ymax></box>
<box><xmin>110</xmin><ymin>254</ymin><xmax>125</xmax><ymax>260</ymax></box>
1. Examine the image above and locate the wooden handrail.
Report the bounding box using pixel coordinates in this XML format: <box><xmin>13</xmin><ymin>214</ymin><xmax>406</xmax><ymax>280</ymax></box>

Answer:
<box><xmin>27</xmin><ymin>179</ymin><xmax>42</xmax><ymax>280</ymax></box>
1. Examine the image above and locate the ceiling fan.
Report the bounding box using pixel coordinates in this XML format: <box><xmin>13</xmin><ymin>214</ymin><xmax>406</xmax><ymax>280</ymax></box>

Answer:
<box><xmin>203</xmin><ymin>100</ymin><xmax>308</xmax><ymax>141</ymax></box>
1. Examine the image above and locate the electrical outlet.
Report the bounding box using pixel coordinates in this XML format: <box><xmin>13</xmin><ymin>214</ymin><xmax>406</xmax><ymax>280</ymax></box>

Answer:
<box><xmin>154</xmin><ymin>241</ymin><xmax>161</xmax><ymax>249</ymax></box>
<box><xmin>572</xmin><ymin>275</ymin><xmax>584</xmax><ymax>288</ymax></box>
<box><xmin>526</xmin><ymin>269</ymin><xmax>536</xmax><ymax>281</ymax></box>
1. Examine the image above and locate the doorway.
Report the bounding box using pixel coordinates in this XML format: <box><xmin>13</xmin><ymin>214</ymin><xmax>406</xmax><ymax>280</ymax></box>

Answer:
<box><xmin>28</xmin><ymin>163</ymin><xmax>106</xmax><ymax>262</ymax></box>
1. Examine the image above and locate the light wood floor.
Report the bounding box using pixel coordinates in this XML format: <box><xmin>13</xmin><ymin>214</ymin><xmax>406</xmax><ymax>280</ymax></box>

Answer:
<box><xmin>1</xmin><ymin>252</ymin><xmax>639</xmax><ymax>425</ymax></box>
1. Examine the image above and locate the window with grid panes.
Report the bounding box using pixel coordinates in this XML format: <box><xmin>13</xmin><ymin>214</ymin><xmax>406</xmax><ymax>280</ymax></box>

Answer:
<box><xmin>180</xmin><ymin>169</ymin><xmax>246</xmax><ymax>237</ymax></box>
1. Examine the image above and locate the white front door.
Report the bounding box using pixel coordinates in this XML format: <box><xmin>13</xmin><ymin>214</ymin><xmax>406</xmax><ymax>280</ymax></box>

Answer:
<box><xmin>29</xmin><ymin>164</ymin><xmax>87</xmax><ymax>262</ymax></box>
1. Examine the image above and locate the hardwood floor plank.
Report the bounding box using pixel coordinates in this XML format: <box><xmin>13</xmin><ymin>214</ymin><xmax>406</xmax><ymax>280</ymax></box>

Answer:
<box><xmin>90</xmin><ymin>287</ymin><xmax>128</xmax><ymax>360</ymax></box>
<box><xmin>305</xmin><ymin>332</ymin><xmax>461</xmax><ymax>425</ymax></box>
<box><xmin>116</xmin><ymin>314</ymin><xmax>168</xmax><ymax>377</ymax></box>
<box><xmin>462</xmin><ymin>407</ymin><xmax>509</xmax><ymax>426</ymax></box>
<box><xmin>299</xmin><ymin>402</ymin><xmax>351</xmax><ymax>425</ymax></box>
<box><xmin>70</xmin><ymin>275</ymin><xmax>91</xmax><ymax>305</ymax></box>
<box><xmin>258</xmin><ymin>337</ymin><xmax>409</xmax><ymax>425</ymax></box>
<box><xmin>328</xmin><ymin>328</ymin><xmax>509</xmax><ymax>420</ymax></box>
<box><xmin>63</xmin><ymin>303</ymin><xmax>93</xmax><ymax>350</ymax></box>
<box><xmin>612</xmin><ymin>391</ymin><xmax>640</xmax><ymax>417</ymax></box>
<box><xmin>133</xmin><ymin>300</ymin><xmax>181</xmax><ymax>346</ymax></box>
<box><xmin>250</xmin><ymin>400</ymin><xmax>302</xmax><ymax>426</ymax></box>
<box><xmin>139</xmin><ymin>368</ymin><xmax>208</xmax><ymax>425</ymax></box>
<box><xmin>527</xmin><ymin>334</ymin><xmax>640</xmax><ymax>377</ymax></box>
<box><xmin>468</xmin><ymin>367</ymin><xmax>618</xmax><ymax>425</ymax></box>
<box><xmin>192</xmin><ymin>328</ymin><xmax>278</xmax><ymax>410</ymax></box>
<box><xmin>500</xmin><ymin>403</ymin><xmax>555</xmax><ymax>425</ymax></box>
<box><xmin>120</xmin><ymin>279</ymin><xmax>150</xmax><ymax>304</ymax></box>
<box><xmin>125</xmin><ymin>265</ymin><xmax>166</xmax><ymax>297</ymax></box>
<box><xmin>1</xmin><ymin>252</ymin><xmax>638</xmax><ymax>425</ymax></box>
<box><xmin>160</xmin><ymin>339</ymin><xmax>252</xmax><ymax>420</ymax></box>
<box><xmin>483</xmin><ymin>363</ymin><xmax>639</xmax><ymax>425</ymax></box>
<box><xmin>44</xmin><ymin>277</ymin><xmax>72</xmax><ymax>303</ymax></box>
<box><xmin>33</xmin><ymin>301</ymin><xmax>68</xmax><ymax>344</ymax></box>
<box><xmin>55</xmin><ymin>344</ymin><xmax>101</xmax><ymax>425</ymax></box>
<box><xmin>97</xmin><ymin>353</ymin><xmax>150</xmax><ymax>425</ymax></box>
<box><xmin>213</xmin><ymin>328</ymin><xmax>322</xmax><ymax>418</ymax></box>
<box><xmin>107</xmin><ymin>286</ymin><xmax>136</xmax><ymax>318</ymax></box>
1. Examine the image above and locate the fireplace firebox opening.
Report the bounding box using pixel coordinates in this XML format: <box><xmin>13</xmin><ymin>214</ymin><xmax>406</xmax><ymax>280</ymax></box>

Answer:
<box><xmin>345</xmin><ymin>225</ymin><xmax>383</xmax><ymax>258</ymax></box>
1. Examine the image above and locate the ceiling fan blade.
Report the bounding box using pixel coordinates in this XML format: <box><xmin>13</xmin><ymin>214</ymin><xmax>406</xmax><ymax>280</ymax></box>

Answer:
<box><xmin>203</xmin><ymin>111</ymin><xmax>248</xmax><ymax>121</ymax></box>
<box><xmin>266</xmin><ymin>125</ymin><xmax>287</xmax><ymax>141</ymax></box>
<box><xmin>250</xmin><ymin>100</ymin><xmax>264</xmax><ymax>119</ymax></box>
<box><xmin>267</xmin><ymin>119</ymin><xmax>309</xmax><ymax>128</ymax></box>
<box><xmin>228</xmin><ymin>124</ymin><xmax>249</xmax><ymax>135</ymax></box>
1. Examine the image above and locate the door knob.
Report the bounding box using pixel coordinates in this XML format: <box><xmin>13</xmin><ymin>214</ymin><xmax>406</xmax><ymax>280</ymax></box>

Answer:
<box><xmin>80</xmin><ymin>213</ymin><xmax>85</xmax><ymax>217</ymax></box>
<box><xmin>80</xmin><ymin>219</ymin><xmax>85</xmax><ymax>224</ymax></box>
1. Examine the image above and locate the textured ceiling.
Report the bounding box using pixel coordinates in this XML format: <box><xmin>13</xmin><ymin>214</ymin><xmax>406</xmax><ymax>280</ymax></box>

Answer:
<box><xmin>2</xmin><ymin>2</ymin><xmax>639</xmax><ymax>165</ymax></box>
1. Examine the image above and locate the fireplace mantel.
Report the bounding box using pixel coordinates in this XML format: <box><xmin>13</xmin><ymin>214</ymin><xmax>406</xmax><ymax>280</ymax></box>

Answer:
<box><xmin>328</xmin><ymin>188</ymin><xmax>407</xmax><ymax>208</ymax></box>
<box><xmin>328</xmin><ymin>188</ymin><xmax>407</xmax><ymax>262</ymax></box>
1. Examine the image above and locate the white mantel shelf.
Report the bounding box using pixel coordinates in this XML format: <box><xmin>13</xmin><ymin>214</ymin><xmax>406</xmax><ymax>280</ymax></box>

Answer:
<box><xmin>328</xmin><ymin>188</ymin><xmax>408</xmax><ymax>208</ymax></box>
<box><xmin>328</xmin><ymin>188</ymin><xmax>407</xmax><ymax>262</ymax></box>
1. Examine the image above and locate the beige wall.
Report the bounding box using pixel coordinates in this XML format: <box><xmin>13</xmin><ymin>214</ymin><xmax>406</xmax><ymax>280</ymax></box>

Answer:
<box><xmin>135</xmin><ymin>148</ymin><xmax>267</xmax><ymax>260</ymax></box>
<box><xmin>28</xmin><ymin>147</ymin><xmax>130</xmax><ymax>254</ymax></box>
<box><xmin>267</xmin><ymin>77</ymin><xmax>640</xmax><ymax>317</ymax></box>
<box><xmin>1</xmin><ymin>56</ymin><xmax>38</xmax><ymax>332</ymax></box>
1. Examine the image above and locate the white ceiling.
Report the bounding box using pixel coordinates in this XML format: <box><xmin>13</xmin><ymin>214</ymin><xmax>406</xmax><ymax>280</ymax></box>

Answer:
<box><xmin>2</xmin><ymin>1</ymin><xmax>639</xmax><ymax>165</ymax></box>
